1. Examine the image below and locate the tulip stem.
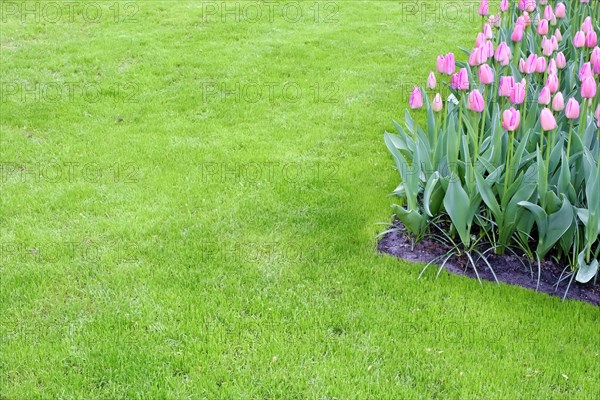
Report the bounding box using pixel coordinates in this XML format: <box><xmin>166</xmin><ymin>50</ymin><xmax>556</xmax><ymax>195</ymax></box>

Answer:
<box><xmin>504</xmin><ymin>131</ymin><xmax>514</xmax><ymax>197</ymax></box>
<box><xmin>567</xmin><ymin>119</ymin><xmax>574</xmax><ymax>163</ymax></box>
<box><xmin>580</xmin><ymin>100</ymin><xmax>588</xmax><ymax>141</ymax></box>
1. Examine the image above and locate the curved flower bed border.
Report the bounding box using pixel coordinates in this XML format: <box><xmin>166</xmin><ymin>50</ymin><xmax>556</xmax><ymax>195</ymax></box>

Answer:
<box><xmin>384</xmin><ymin>0</ymin><xmax>600</xmax><ymax>297</ymax></box>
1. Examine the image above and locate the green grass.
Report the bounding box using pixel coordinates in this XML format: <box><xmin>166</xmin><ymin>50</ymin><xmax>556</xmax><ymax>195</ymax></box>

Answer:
<box><xmin>1</xmin><ymin>1</ymin><xmax>599</xmax><ymax>398</ymax></box>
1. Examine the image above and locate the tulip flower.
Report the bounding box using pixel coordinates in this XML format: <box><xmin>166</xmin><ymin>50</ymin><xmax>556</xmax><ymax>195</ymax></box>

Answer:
<box><xmin>574</xmin><ymin>31</ymin><xmax>586</xmax><ymax>48</ymax></box>
<box><xmin>579</xmin><ymin>63</ymin><xmax>593</xmax><ymax>81</ymax></box>
<box><xmin>546</xmin><ymin>74</ymin><xmax>559</xmax><ymax>93</ymax></box>
<box><xmin>432</xmin><ymin>93</ymin><xmax>443</xmax><ymax>112</ymax></box>
<box><xmin>409</xmin><ymin>86</ymin><xmax>423</xmax><ymax>109</ymax></box>
<box><xmin>451</xmin><ymin>68</ymin><xmax>470</xmax><ymax>90</ymax></box>
<box><xmin>512</xmin><ymin>24</ymin><xmax>525</xmax><ymax>42</ymax></box>
<box><xmin>499</xmin><ymin>76</ymin><xmax>515</xmax><ymax>97</ymax></box>
<box><xmin>443</xmin><ymin>53</ymin><xmax>456</xmax><ymax>75</ymax></box>
<box><xmin>540</xmin><ymin>108</ymin><xmax>557</xmax><ymax>130</ymax></box>
<box><xmin>554</xmin><ymin>29</ymin><xmax>562</xmax><ymax>42</ymax></box>
<box><xmin>478</xmin><ymin>0</ymin><xmax>488</xmax><ymax>16</ymax></box>
<box><xmin>483</xmin><ymin>24</ymin><xmax>493</xmax><ymax>39</ymax></box>
<box><xmin>494</xmin><ymin>42</ymin><xmax>511</xmax><ymax>66</ymax></box>
<box><xmin>475</xmin><ymin>32</ymin><xmax>486</xmax><ymax>48</ymax></box>
<box><xmin>489</xmin><ymin>14</ymin><xmax>501</xmax><ymax>29</ymax></box>
<box><xmin>555</xmin><ymin>2</ymin><xmax>566</xmax><ymax>19</ymax></box>
<box><xmin>565</xmin><ymin>98</ymin><xmax>580</xmax><ymax>119</ymax></box>
<box><xmin>538</xmin><ymin>86</ymin><xmax>551</xmax><ymax>105</ymax></box>
<box><xmin>548</xmin><ymin>59</ymin><xmax>558</xmax><ymax>75</ymax></box>
<box><xmin>519</xmin><ymin>0</ymin><xmax>536</xmax><ymax>13</ymax></box>
<box><xmin>595</xmin><ymin>105</ymin><xmax>600</xmax><ymax>127</ymax></box>
<box><xmin>543</xmin><ymin>5</ymin><xmax>554</xmax><ymax>21</ymax></box>
<box><xmin>538</xmin><ymin>19</ymin><xmax>549</xmax><ymax>36</ymax></box>
<box><xmin>523</xmin><ymin>54</ymin><xmax>537</xmax><ymax>74</ymax></box>
<box><xmin>542</xmin><ymin>38</ymin><xmax>553</xmax><ymax>56</ymax></box>
<box><xmin>551</xmin><ymin>35</ymin><xmax>559</xmax><ymax>51</ymax></box>
<box><xmin>468</xmin><ymin>89</ymin><xmax>485</xmax><ymax>112</ymax></box>
<box><xmin>500</xmin><ymin>0</ymin><xmax>509</xmax><ymax>12</ymax></box>
<box><xmin>581</xmin><ymin>76</ymin><xmax>597</xmax><ymax>99</ymax></box>
<box><xmin>586</xmin><ymin>31</ymin><xmax>597</xmax><ymax>48</ymax></box>
<box><xmin>502</xmin><ymin>107</ymin><xmax>521</xmax><ymax>131</ymax></box>
<box><xmin>555</xmin><ymin>52</ymin><xmax>566</xmax><ymax>69</ymax></box>
<box><xmin>436</xmin><ymin>55</ymin><xmax>444</xmax><ymax>73</ymax></box>
<box><xmin>427</xmin><ymin>71</ymin><xmax>437</xmax><ymax>89</ymax></box>
<box><xmin>592</xmin><ymin>48</ymin><xmax>600</xmax><ymax>74</ymax></box>
<box><xmin>536</xmin><ymin>57</ymin><xmax>547</xmax><ymax>73</ymax></box>
<box><xmin>478</xmin><ymin>64</ymin><xmax>494</xmax><ymax>84</ymax></box>
<box><xmin>510</xmin><ymin>80</ymin><xmax>526</xmax><ymax>104</ymax></box>
<box><xmin>582</xmin><ymin>17</ymin><xmax>593</xmax><ymax>34</ymax></box>
<box><xmin>552</xmin><ymin>92</ymin><xmax>565</xmax><ymax>111</ymax></box>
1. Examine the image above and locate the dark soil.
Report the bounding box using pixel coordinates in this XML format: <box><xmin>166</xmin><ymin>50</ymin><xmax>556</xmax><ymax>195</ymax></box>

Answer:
<box><xmin>378</xmin><ymin>221</ymin><xmax>600</xmax><ymax>306</ymax></box>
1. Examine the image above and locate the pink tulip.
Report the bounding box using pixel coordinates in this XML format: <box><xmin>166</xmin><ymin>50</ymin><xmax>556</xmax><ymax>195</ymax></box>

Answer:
<box><xmin>582</xmin><ymin>17</ymin><xmax>593</xmax><ymax>34</ymax></box>
<box><xmin>475</xmin><ymin>32</ymin><xmax>486</xmax><ymax>47</ymax></box>
<box><xmin>494</xmin><ymin>42</ymin><xmax>511</xmax><ymax>66</ymax></box>
<box><xmin>483</xmin><ymin>24</ymin><xmax>493</xmax><ymax>40</ymax></box>
<box><xmin>542</xmin><ymin>38</ymin><xmax>554</xmax><ymax>56</ymax></box>
<box><xmin>552</xmin><ymin>92</ymin><xmax>565</xmax><ymax>111</ymax></box>
<box><xmin>468</xmin><ymin>89</ymin><xmax>485</xmax><ymax>112</ymax></box>
<box><xmin>579</xmin><ymin>63</ymin><xmax>593</xmax><ymax>81</ymax></box>
<box><xmin>586</xmin><ymin>31</ymin><xmax>597</xmax><ymax>48</ymax></box>
<box><xmin>543</xmin><ymin>5</ymin><xmax>554</xmax><ymax>21</ymax></box>
<box><xmin>499</xmin><ymin>76</ymin><xmax>515</xmax><ymax>97</ymax></box>
<box><xmin>510</xmin><ymin>80</ymin><xmax>526</xmax><ymax>104</ymax></box>
<box><xmin>581</xmin><ymin>76</ymin><xmax>597</xmax><ymax>99</ymax></box>
<box><xmin>524</xmin><ymin>54</ymin><xmax>537</xmax><ymax>74</ymax></box>
<box><xmin>444</xmin><ymin>53</ymin><xmax>456</xmax><ymax>75</ymax></box>
<box><xmin>409</xmin><ymin>86</ymin><xmax>423</xmax><ymax>109</ymax></box>
<box><xmin>485</xmin><ymin>41</ymin><xmax>494</xmax><ymax>58</ymax></box>
<box><xmin>555</xmin><ymin>52</ymin><xmax>566</xmax><ymax>69</ymax></box>
<box><xmin>555</xmin><ymin>3</ymin><xmax>566</xmax><ymax>18</ymax></box>
<box><xmin>432</xmin><ymin>93</ymin><xmax>443</xmax><ymax>112</ymax></box>
<box><xmin>565</xmin><ymin>98</ymin><xmax>580</xmax><ymax>119</ymax></box>
<box><xmin>548</xmin><ymin>59</ymin><xmax>558</xmax><ymax>75</ymax></box>
<box><xmin>502</xmin><ymin>107</ymin><xmax>521</xmax><ymax>131</ymax></box>
<box><xmin>574</xmin><ymin>31</ymin><xmax>586</xmax><ymax>48</ymax></box>
<box><xmin>478</xmin><ymin>0</ymin><xmax>489</xmax><ymax>16</ymax></box>
<box><xmin>595</xmin><ymin>105</ymin><xmax>600</xmax><ymax>127</ymax></box>
<box><xmin>436</xmin><ymin>55</ymin><xmax>444</xmax><ymax>73</ymax></box>
<box><xmin>536</xmin><ymin>57</ymin><xmax>547</xmax><ymax>73</ymax></box>
<box><xmin>512</xmin><ymin>24</ymin><xmax>525</xmax><ymax>42</ymax></box>
<box><xmin>546</xmin><ymin>74</ymin><xmax>559</xmax><ymax>93</ymax></box>
<box><xmin>427</xmin><ymin>71</ymin><xmax>437</xmax><ymax>89</ymax></box>
<box><xmin>537</xmin><ymin>19</ymin><xmax>549</xmax><ymax>35</ymax></box>
<box><xmin>519</xmin><ymin>58</ymin><xmax>526</xmax><ymax>73</ymax></box>
<box><xmin>469</xmin><ymin>47</ymin><xmax>482</xmax><ymax>66</ymax></box>
<box><xmin>519</xmin><ymin>0</ymin><xmax>536</xmax><ymax>13</ymax></box>
<box><xmin>554</xmin><ymin>29</ymin><xmax>562</xmax><ymax>42</ymax></box>
<box><xmin>451</xmin><ymin>68</ymin><xmax>470</xmax><ymax>90</ymax></box>
<box><xmin>592</xmin><ymin>47</ymin><xmax>600</xmax><ymax>74</ymax></box>
<box><xmin>489</xmin><ymin>14</ymin><xmax>501</xmax><ymax>28</ymax></box>
<box><xmin>479</xmin><ymin>64</ymin><xmax>494</xmax><ymax>84</ymax></box>
<box><xmin>551</xmin><ymin>35</ymin><xmax>559</xmax><ymax>51</ymax></box>
<box><xmin>540</xmin><ymin>108</ymin><xmax>557</xmax><ymax>130</ymax></box>
<box><xmin>538</xmin><ymin>86</ymin><xmax>551</xmax><ymax>105</ymax></box>
<box><xmin>522</xmin><ymin>12</ymin><xmax>531</xmax><ymax>27</ymax></box>
<box><xmin>500</xmin><ymin>0</ymin><xmax>509</xmax><ymax>12</ymax></box>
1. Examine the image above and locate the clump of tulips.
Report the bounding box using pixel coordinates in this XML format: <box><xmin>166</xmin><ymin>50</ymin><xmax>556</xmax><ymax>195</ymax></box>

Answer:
<box><xmin>386</xmin><ymin>0</ymin><xmax>600</xmax><ymax>291</ymax></box>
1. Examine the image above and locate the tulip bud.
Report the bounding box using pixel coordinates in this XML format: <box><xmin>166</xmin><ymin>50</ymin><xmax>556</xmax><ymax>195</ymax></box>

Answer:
<box><xmin>478</xmin><ymin>0</ymin><xmax>489</xmax><ymax>16</ymax></box>
<box><xmin>432</xmin><ymin>93</ymin><xmax>443</xmax><ymax>112</ymax></box>
<box><xmin>548</xmin><ymin>59</ymin><xmax>558</xmax><ymax>75</ymax></box>
<box><xmin>478</xmin><ymin>64</ymin><xmax>494</xmax><ymax>85</ymax></box>
<box><xmin>499</xmin><ymin>76</ymin><xmax>515</xmax><ymax>97</ymax></box>
<box><xmin>483</xmin><ymin>24</ymin><xmax>493</xmax><ymax>39</ymax></box>
<box><xmin>581</xmin><ymin>76</ymin><xmax>597</xmax><ymax>99</ymax></box>
<box><xmin>538</xmin><ymin>86</ymin><xmax>551</xmax><ymax>105</ymax></box>
<box><xmin>494</xmin><ymin>42</ymin><xmax>511</xmax><ymax>66</ymax></box>
<box><xmin>546</xmin><ymin>73</ymin><xmax>559</xmax><ymax>93</ymax></box>
<box><xmin>552</xmin><ymin>92</ymin><xmax>565</xmax><ymax>112</ymax></box>
<box><xmin>510</xmin><ymin>81</ymin><xmax>526</xmax><ymax>105</ymax></box>
<box><xmin>555</xmin><ymin>3</ymin><xmax>566</xmax><ymax>19</ymax></box>
<box><xmin>579</xmin><ymin>63</ymin><xmax>593</xmax><ymax>82</ymax></box>
<box><xmin>512</xmin><ymin>24</ymin><xmax>525</xmax><ymax>42</ymax></box>
<box><xmin>535</xmin><ymin>56</ymin><xmax>547</xmax><ymax>74</ymax></box>
<box><xmin>427</xmin><ymin>71</ymin><xmax>437</xmax><ymax>89</ymax></box>
<box><xmin>500</xmin><ymin>0</ymin><xmax>509</xmax><ymax>12</ymax></box>
<box><xmin>540</xmin><ymin>108</ymin><xmax>557</xmax><ymax>131</ymax></box>
<box><xmin>554</xmin><ymin>29</ymin><xmax>562</xmax><ymax>42</ymax></box>
<box><xmin>436</xmin><ymin>55</ymin><xmax>445</xmax><ymax>73</ymax></box>
<box><xmin>586</xmin><ymin>31</ymin><xmax>597</xmax><ymax>48</ymax></box>
<box><xmin>468</xmin><ymin>89</ymin><xmax>485</xmax><ymax>113</ymax></box>
<box><xmin>524</xmin><ymin>54</ymin><xmax>538</xmax><ymax>74</ymax></box>
<box><xmin>582</xmin><ymin>17</ymin><xmax>593</xmax><ymax>34</ymax></box>
<box><xmin>543</xmin><ymin>5</ymin><xmax>554</xmax><ymax>21</ymax></box>
<box><xmin>502</xmin><ymin>107</ymin><xmax>521</xmax><ymax>131</ymax></box>
<box><xmin>537</xmin><ymin>19</ymin><xmax>549</xmax><ymax>36</ymax></box>
<box><xmin>574</xmin><ymin>31</ymin><xmax>586</xmax><ymax>48</ymax></box>
<box><xmin>555</xmin><ymin>52</ymin><xmax>566</xmax><ymax>69</ymax></box>
<box><xmin>565</xmin><ymin>98</ymin><xmax>580</xmax><ymax>119</ymax></box>
<box><xmin>409</xmin><ymin>86</ymin><xmax>423</xmax><ymax>109</ymax></box>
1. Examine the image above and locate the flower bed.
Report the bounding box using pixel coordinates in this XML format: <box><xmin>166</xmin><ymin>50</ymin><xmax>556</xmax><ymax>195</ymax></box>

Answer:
<box><xmin>384</xmin><ymin>0</ymin><xmax>600</xmax><ymax>295</ymax></box>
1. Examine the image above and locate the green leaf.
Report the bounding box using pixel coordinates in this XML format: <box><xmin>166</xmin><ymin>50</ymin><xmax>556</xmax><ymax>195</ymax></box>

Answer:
<box><xmin>576</xmin><ymin>251</ymin><xmax>599</xmax><ymax>283</ymax></box>
<box><xmin>444</xmin><ymin>177</ymin><xmax>472</xmax><ymax>246</ymax></box>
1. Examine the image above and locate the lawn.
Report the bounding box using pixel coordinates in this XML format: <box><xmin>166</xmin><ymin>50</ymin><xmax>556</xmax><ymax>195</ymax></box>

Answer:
<box><xmin>1</xmin><ymin>1</ymin><xmax>599</xmax><ymax>398</ymax></box>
